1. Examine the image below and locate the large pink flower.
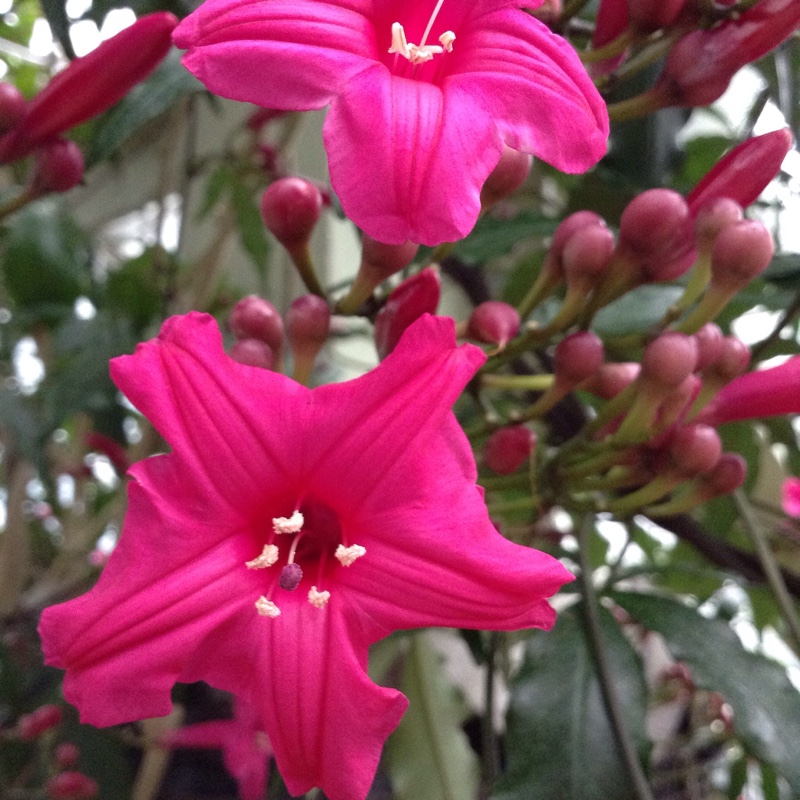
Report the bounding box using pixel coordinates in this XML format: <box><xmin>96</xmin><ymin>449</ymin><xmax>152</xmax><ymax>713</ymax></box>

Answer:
<box><xmin>39</xmin><ymin>312</ymin><xmax>572</xmax><ymax>800</ymax></box>
<box><xmin>172</xmin><ymin>0</ymin><xmax>609</xmax><ymax>246</ymax></box>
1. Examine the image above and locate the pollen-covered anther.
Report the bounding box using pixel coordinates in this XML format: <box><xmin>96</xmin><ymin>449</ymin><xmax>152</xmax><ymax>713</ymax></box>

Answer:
<box><xmin>272</xmin><ymin>510</ymin><xmax>304</xmax><ymax>534</ymax></box>
<box><xmin>439</xmin><ymin>31</ymin><xmax>455</xmax><ymax>52</ymax></box>
<box><xmin>308</xmin><ymin>586</ymin><xmax>331</xmax><ymax>608</ymax></box>
<box><xmin>255</xmin><ymin>596</ymin><xmax>281</xmax><ymax>618</ymax></box>
<box><xmin>246</xmin><ymin>544</ymin><xmax>279</xmax><ymax>569</ymax></box>
<box><xmin>335</xmin><ymin>543</ymin><xmax>366</xmax><ymax>566</ymax></box>
<box><xmin>388</xmin><ymin>22</ymin><xmax>411</xmax><ymax>58</ymax></box>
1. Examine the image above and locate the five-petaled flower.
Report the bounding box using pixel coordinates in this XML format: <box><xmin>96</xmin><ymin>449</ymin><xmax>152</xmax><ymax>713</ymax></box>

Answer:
<box><xmin>172</xmin><ymin>0</ymin><xmax>609</xmax><ymax>246</ymax></box>
<box><xmin>39</xmin><ymin>312</ymin><xmax>573</xmax><ymax>800</ymax></box>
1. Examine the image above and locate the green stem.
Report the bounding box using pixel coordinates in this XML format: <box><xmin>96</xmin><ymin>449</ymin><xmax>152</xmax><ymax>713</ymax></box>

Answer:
<box><xmin>733</xmin><ymin>490</ymin><xmax>800</xmax><ymax>657</ymax></box>
<box><xmin>606</xmin><ymin>89</ymin><xmax>664</xmax><ymax>124</ymax></box>
<box><xmin>481</xmin><ymin>373</ymin><xmax>554</xmax><ymax>392</ymax></box>
<box><xmin>580</xmin><ymin>29</ymin><xmax>635</xmax><ymax>63</ymax></box>
<box><xmin>577</xmin><ymin>517</ymin><xmax>655</xmax><ymax>800</ymax></box>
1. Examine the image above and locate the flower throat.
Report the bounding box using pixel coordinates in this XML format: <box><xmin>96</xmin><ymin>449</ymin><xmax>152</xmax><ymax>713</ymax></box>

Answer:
<box><xmin>389</xmin><ymin>0</ymin><xmax>455</xmax><ymax>66</ymax></box>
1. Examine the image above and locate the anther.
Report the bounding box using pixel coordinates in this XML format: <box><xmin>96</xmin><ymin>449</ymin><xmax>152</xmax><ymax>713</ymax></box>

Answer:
<box><xmin>335</xmin><ymin>544</ymin><xmax>366</xmax><ymax>566</ymax></box>
<box><xmin>255</xmin><ymin>596</ymin><xmax>281</xmax><ymax>618</ymax></box>
<box><xmin>246</xmin><ymin>544</ymin><xmax>279</xmax><ymax>569</ymax></box>
<box><xmin>308</xmin><ymin>586</ymin><xmax>331</xmax><ymax>608</ymax></box>
<box><xmin>273</xmin><ymin>510</ymin><xmax>304</xmax><ymax>534</ymax></box>
<box><xmin>439</xmin><ymin>31</ymin><xmax>455</xmax><ymax>51</ymax></box>
<box><xmin>389</xmin><ymin>22</ymin><xmax>410</xmax><ymax>58</ymax></box>
<box><xmin>279</xmin><ymin>562</ymin><xmax>303</xmax><ymax>591</ymax></box>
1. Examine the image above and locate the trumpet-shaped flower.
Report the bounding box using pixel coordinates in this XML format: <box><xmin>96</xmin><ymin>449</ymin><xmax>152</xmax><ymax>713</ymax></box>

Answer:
<box><xmin>39</xmin><ymin>312</ymin><xmax>572</xmax><ymax>800</ymax></box>
<box><xmin>173</xmin><ymin>0</ymin><xmax>608</xmax><ymax>246</ymax></box>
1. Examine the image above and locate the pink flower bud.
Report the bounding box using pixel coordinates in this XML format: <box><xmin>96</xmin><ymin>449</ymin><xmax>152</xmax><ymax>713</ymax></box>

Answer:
<box><xmin>467</xmin><ymin>301</ymin><xmax>521</xmax><ymax>348</ymax></box>
<box><xmin>657</xmin><ymin>1</ymin><xmax>800</xmax><ymax>108</ymax></box>
<box><xmin>484</xmin><ymin>425</ymin><xmax>536</xmax><ymax>475</ymax></box>
<box><xmin>584</xmin><ymin>362</ymin><xmax>640</xmax><ymax>399</ymax></box>
<box><xmin>19</xmin><ymin>704</ymin><xmax>63</xmax><ymax>740</ymax></box>
<box><xmin>562</xmin><ymin>223</ymin><xmax>615</xmax><ymax>285</ymax></box>
<box><xmin>707</xmin><ymin>336</ymin><xmax>751</xmax><ymax>383</ymax></box>
<box><xmin>230</xmin><ymin>338</ymin><xmax>275</xmax><ymax>369</ymax></box>
<box><xmin>0</xmin><ymin>13</ymin><xmax>178</xmax><ymax>163</ymax></box>
<box><xmin>554</xmin><ymin>330</ymin><xmax>605</xmax><ymax>385</ymax></box>
<box><xmin>706</xmin><ymin>453</ymin><xmax>746</xmax><ymax>496</ymax></box>
<box><xmin>374</xmin><ymin>268</ymin><xmax>441</xmax><ymax>359</ymax></box>
<box><xmin>693</xmin><ymin>323</ymin><xmax>723</xmax><ymax>372</ymax></box>
<box><xmin>710</xmin><ymin>219</ymin><xmax>774</xmax><ymax>292</ymax></box>
<box><xmin>545</xmin><ymin>211</ymin><xmax>606</xmax><ymax>282</ymax></box>
<box><xmin>688</xmin><ymin>130</ymin><xmax>793</xmax><ymax>215</ymax></box>
<box><xmin>693</xmin><ymin>198</ymin><xmax>743</xmax><ymax>252</ymax></box>
<box><xmin>641</xmin><ymin>332</ymin><xmax>698</xmax><ymax>388</ymax></box>
<box><xmin>0</xmin><ymin>83</ymin><xmax>26</xmax><ymax>134</ymax></box>
<box><xmin>628</xmin><ymin>0</ymin><xmax>687</xmax><ymax>32</ymax></box>
<box><xmin>669</xmin><ymin>423</ymin><xmax>722</xmax><ymax>476</ymax></box>
<box><xmin>480</xmin><ymin>145</ymin><xmax>532</xmax><ymax>207</ymax></box>
<box><xmin>228</xmin><ymin>295</ymin><xmax>283</xmax><ymax>354</ymax></box>
<box><xmin>590</xmin><ymin>0</ymin><xmax>629</xmax><ymax>77</ymax></box>
<box><xmin>286</xmin><ymin>294</ymin><xmax>330</xmax><ymax>383</ymax></box>
<box><xmin>782</xmin><ymin>476</ymin><xmax>800</xmax><ymax>517</ymax></box>
<box><xmin>260</xmin><ymin>177</ymin><xmax>322</xmax><ymax>249</ymax></box>
<box><xmin>30</xmin><ymin>140</ymin><xmax>84</xmax><ymax>195</ymax></box>
<box><xmin>46</xmin><ymin>771</ymin><xmax>98</xmax><ymax>800</ymax></box>
<box><xmin>55</xmin><ymin>742</ymin><xmax>81</xmax><ymax>769</ymax></box>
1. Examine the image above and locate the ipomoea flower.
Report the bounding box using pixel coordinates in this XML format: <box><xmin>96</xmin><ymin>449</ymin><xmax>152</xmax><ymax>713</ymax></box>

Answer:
<box><xmin>173</xmin><ymin>0</ymin><xmax>608</xmax><ymax>245</ymax></box>
<box><xmin>39</xmin><ymin>312</ymin><xmax>572</xmax><ymax>800</ymax></box>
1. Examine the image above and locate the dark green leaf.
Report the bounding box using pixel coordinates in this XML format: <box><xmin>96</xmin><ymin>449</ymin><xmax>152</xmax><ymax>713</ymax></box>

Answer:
<box><xmin>1</xmin><ymin>200</ymin><xmax>91</xmax><ymax>318</ymax></box>
<box><xmin>386</xmin><ymin>632</ymin><xmax>479</xmax><ymax>800</ymax></box>
<box><xmin>198</xmin><ymin>163</ymin><xmax>236</xmax><ymax>220</ymax></box>
<box><xmin>105</xmin><ymin>248</ymin><xmax>163</xmax><ymax>331</ymax></box>
<box><xmin>452</xmin><ymin>211</ymin><xmax>557</xmax><ymax>264</ymax></box>
<box><xmin>87</xmin><ymin>50</ymin><xmax>203</xmax><ymax>165</ymax></box>
<box><xmin>493</xmin><ymin>604</ymin><xmax>649</xmax><ymax>800</ymax></box>
<box><xmin>614</xmin><ymin>591</ymin><xmax>800</xmax><ymax>793</ymax></box>
<box><xmin>593</xmin><ymin>285</ymin><xmax>684</xmax><ymax>337</ymax></box>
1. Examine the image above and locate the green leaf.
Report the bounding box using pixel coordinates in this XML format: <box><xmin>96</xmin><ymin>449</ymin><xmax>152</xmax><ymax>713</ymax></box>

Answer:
<box><xmin>1</xmin><ymin>200</ymin><xmax>91</xmax><ymax>318</ymax></box>
<box><xmin>493</xmin><ymin>604</ymin><xmax>649</xmax><ymax>800</ymax></box>
<box><xmin>231</xmin><ymin>180</ymin><xmax>270</xmax><ymax>274</ymax></box>
<box><xmin>87</xmin><ymin>50</ymin><xmax>203</xmax><ymax>165</ymax></box>
<box><xmin>592</xmin><ymin>285</ymin><xmax>685</xmax><ymax>337</ymax></box>
<box><xmin>614</xmin><ymin>591</ymin><xmax>800</xmax><ymax>793</ymax></box>
<box><xmin>198</xmin><ymin>163</ymin><xmax>236</xmax><ymax>220</ymax></box>
<box><xmin>452</xmin><ymin>210</ymin><xmax>557</xmax><ymax>264</ymax></box>
<box><xmin>385</xmin><ymin>631</ymin><xmax>479</xmax><ymax>800</ymax></box>
<box><xmin>105</xmin><ymin>248</ymin><xmax>164</xmax><ymax>331</ymax></box>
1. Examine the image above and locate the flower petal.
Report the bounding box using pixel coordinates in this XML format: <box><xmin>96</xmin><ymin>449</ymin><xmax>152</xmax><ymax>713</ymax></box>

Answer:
<box><xmin>451</xmin><ymin>7</ymin><xmax>609</xmax><ymax>173</ymax></box>
<box><xmin>782</xmin><ymin>477</ymin><xmax>800</xmax><ymax>518</ymax></box>
<box><xmin>324</xmin><ymin>64</ymin><xmax>503</xmax><ymax>245</ymax></box>
<box><xmin>110</xmin><ymin>312</ymin><xmax>307</xmax><ymax>514</ymax></box>
<box><xmin>173</xmin><ymin>0</ymin><xmax>376</xmax><ymax>110</ymax></box>
<box><xmin>340</xmin><ymin>416</ymin><xmax>573</xmax><ymax>637</ymax></box>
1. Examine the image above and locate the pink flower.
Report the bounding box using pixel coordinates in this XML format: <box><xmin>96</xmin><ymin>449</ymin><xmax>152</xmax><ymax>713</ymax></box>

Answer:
<box><xmin>39</xmin><ymin>312</ymin><xmax>572</xmax><ymax>800</ymax></box>
<box><xmin>782</xmin><ymin>477</ymin><xmax>800</xmax><ymax>518</ymax></box>
<box><xmin>700</xmin><ymin>356</ymin><xmax>800</xmax><ymax>427</ymax></box>
<box><xmin>162</xmin><ymin>698</ymin><xmax>271</xmax><ymax>800</ymax></box>
<box><xmin>173</xmin><ymin>0</ymin><xmax>608</xmax><ymax>246</ymax></box>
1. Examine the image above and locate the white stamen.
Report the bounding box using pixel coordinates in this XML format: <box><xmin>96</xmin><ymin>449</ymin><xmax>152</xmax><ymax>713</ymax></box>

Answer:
<box><xmin>408</xmin><ymin>44</ymin><xmax>442</xmax><ymax>65</ymax></box>
<box><xmin>335</xmin><ymin>544</ymin><xmax>366</xmax><ymax>567</ymax></box>
<box><xmin>388</xmin><ymin>21</ymin><xmax>410</xmax><ymax>58</ymax></box>
<box><xmin>439</xmin><ymin>31</ymin><xmax>455</xmax><ymax>52</ymax></box>
<box><xmin>255</xmin><ymin>596</ymin><xmax>281</xmax><ymax>617</ymax></box>
<box><xmin>272</xmin><ymin>510</ymin><xmax>304</xmax><ymax>534</ymax></box>
<box><xmin>246</xmin><ymin>544</ymin><xmax>279</xmax><ymax>569</ymax></box>
<box><xmin>308</xmin><ymin>586</ymin><xmax>331</xmax><ymax>608</ymax></box>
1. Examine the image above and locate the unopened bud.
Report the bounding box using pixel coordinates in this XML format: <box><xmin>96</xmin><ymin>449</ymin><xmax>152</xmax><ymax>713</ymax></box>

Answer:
<box><xmin>229</xmin><ymin>295</ymin><xmax>283</xmax><ymax>354</ymax></box>
<box><xmin>260</xmin><ymin>177</ymin><xmax>322</xmax><ymax>249</ymax></box>
<box><xmin>554</xmin><ymin>330</ymin><xmax>605</xmax><ymax>386</ymax></box>
<box><xmin>230</xmin><ymin>338</ymin><xmax>275</xmax><ymax>369</ymax></box>
<box><xmin>485</xmin><ymin>425</ymin><xmax>536</xmax><ymax>475</ymax></box>
<box><xmin>584</xmin><ymin>362</ymin><xmax>639</xmax><ymax>399</ymax></box>
<box><xmin>467</xmin><ymin>301</ymin><xmax>520</xmax><ymax>349</ymax></box>
<box><xmin>30</xmin><ymin>140</ymin><xmax>84</xmax><ymax>195</ymax></box>
<box><xmin>706</xmin><ymin>453</ymin><xmax>746</xmax><ymax>495</ymax></box>
<box><xmin>0</xmin><ymin>83</ymin><xmax>26</xmax><ymax>134</ymax></box>
<box><xmin>480</xmin><ymin>145</ymin><xmax>532</xmax><ymax>208</ymax></box>
<box><xmin>374</xmin><ymin>267</ymin><xmax>441</xmax><ymax>359</ymax></box>
<box><xmin>55</xmin><ymin>742</ymin><xmax>81</xmax><ymax>769</ymax></box>
<box><xmin>589</xmin><ymin>0</ymin><xmax>629</xmax><ymax>77</ymax></box>
<box><xmin>693</xmin><ymin>324</ymin><xmax>723</xmax><ymax>372</ymax></box>
<box><xmin>693</xmin><ymin>199</ymin><xmax>743</xmax><ymax>253</ymax></box>
<box><xmin>19</xmin><ymin>704</ymin><xmax>63</xmax><ymax>740</ymax></box>
<box><xmin>641</xmin><ymin>332</ymin><xmax>698</xmax><ymax>388</ymax></box>
<box><xmin>547</xmin><ymin>211</ymin><xmax>605</xmax><ymax>282</ymax></box>
<box><xmin>46</xmin><ymin>770</ymin><xmax>98</xmax><ymax>800</ymax></box>
<box><xmin>710</xmin><ymin>219</ymin><xmax>774</xmax><ymax>292</ymax></box>
<box><xmin>669</xmin><ymin>423</ymin><xmax>722</xmax><ymax>476</ymax></box>
<box><xmin>286</xmin><ymin>294</ymin><xmax>331</xmax><ymax>384</ymax></box>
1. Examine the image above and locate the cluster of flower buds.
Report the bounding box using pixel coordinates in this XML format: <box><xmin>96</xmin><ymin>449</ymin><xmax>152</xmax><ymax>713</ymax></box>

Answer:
<box><xmin>227</xmin><ymin>292</ymin><xmax>331</xmax><ymax>385</ymax></box>
<box><xmin>0</xmin><ymin>13</ymin><xmax>176</xmax><ymax>214</ymax></box>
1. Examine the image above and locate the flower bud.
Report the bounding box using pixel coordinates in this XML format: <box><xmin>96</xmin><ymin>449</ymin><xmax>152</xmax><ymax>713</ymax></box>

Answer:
<box><xmin>29</xmin><ymin>140</ymin><xmax>84</xmax><ymax>195</ymax></box>
<box><xmin>547</xmin><ymin>211</ymin><xmax>605</xmax><ymax>282</ymax></box>
<box><xmin>590</xmin><ymin>0</ymin><xmax>629</xmax><ymax>77</ymax></box>
<box><xmin>584</xmin><ymin>362</ymin><xmax>640</xmax><ymax>399</ymax></box>
<box><xmin>228</xmin><ymin>295</ymin><xmax>283</xmax><ymax>354</ymax></box>
<box><xmin>18</xmin><ymin>704</ymin><xmax>63</xmax><ymax>740</ymax></box>
<box><xmin>337</xmin><ymin>235</ymin><xmax>419</xmax><ymax>314</ymax></box>
<box><xmin>374</xmin><ymin>267</ymin><xmax>441</xmax><ymax>359</ymax></box>
<box><xmin>46</xmin><ymin>770</ymin><xmax>98</xmax><ymax>800</ymax></box>
<box><xmin>554</xmin><ymin>330</ymin><xmax>605</xmax><ymax>386</ymax></box>
<box><xmin>467</xmin><ymin>301</ymin><xmax>520</xmax><ymax>349</ymax></box>
<box><xmin>710</xmin><ymin>219</ymin><xmax>774</xmax><ymax>292</ymax></box>
<box><xmin>693</xmin><ymin>323</ymin><xmax>723</xmax><ymax>372</ymax></box>
<box><xmin>55</xmin><ymin>742</ymin><xmax>81</xmax><ymax>769</ymax></box>
<box><xmin>0</xmin><ymin>82</ymin><xmax>26</xmax><ymax>134</ymax></box>
<box><xmin>669</xmin><ymin>423</ymin><xmax>722</xmax><ymax>476</ymax></box>
<box><xmin>688</xmin><ymin>130</ymin><xmax>793</xmax><ymax>215</ymax></box>
<box><xmin>480</xmin><ymin>145</ymin><xmax>532</xmax><ymax>208</ymax></box>
<box><xmin>641</xmin><ymin>332</ymin><xmax>698</xmax><ymax>388</ymax></box>
<box><xmin>693</xmin><ymin>198</ymin><xmax>743</xmax><ymax>253</ymax></box>
<box><xmin>706</xmin><ymin>453</ymin><xmax>746</xmax><ymax>496</ymax></box>
<box><xmin>246</xmin><ymin>107</ymin><xmax>286</xmax><ymax>131</ymax></box>
<box><xmin>706</xmin><ymin>336</ymin><xmax>751</xmax><ymax>383</ymax></box>
<box><xmin>0</xmin><ymin>13</ymin><xmax>178</xmax><ymax>163</ymax></box>
<box><xmin>230</xmin><ymin>338</ymin><xmax>275</xmax><ymax>369</ymax></box>
<box><xmin>484</xmin><ymin>425</ymin><xmax>536</xmax><ymax>475</ymax></box>
<box><xmin>260</xmin><ymin>177</ymin><xmax>322</xmax><ymax>249</ymax></box>
<box><xmin>286</xmin><ymin>294</ymin><xmax>331</xmax><ymax>384</ymax></box>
